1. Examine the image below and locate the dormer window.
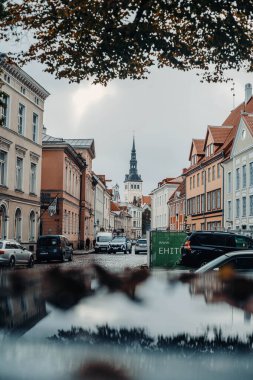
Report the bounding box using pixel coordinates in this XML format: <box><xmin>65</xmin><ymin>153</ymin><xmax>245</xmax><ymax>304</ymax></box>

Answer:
<box><xmin>191</xmin><ymin>154</ymin><xmax>197</xmax><ymax>165</ymax></box>
<box><xmin>21</xmin><ymin>86</ymin><xmax>26</xmax><ymax>95</ymax></box>
<box><xmin>206</xmin><ymin>143</ymin><xmax>214</xmax><ymax>157</ymax></box>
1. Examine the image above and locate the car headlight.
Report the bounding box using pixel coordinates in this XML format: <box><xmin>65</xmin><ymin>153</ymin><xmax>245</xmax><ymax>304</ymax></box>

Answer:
<box><xmin>121</xmin><ymin>245</ymin><xmax>126</xmax><ymax>250</ymax></box>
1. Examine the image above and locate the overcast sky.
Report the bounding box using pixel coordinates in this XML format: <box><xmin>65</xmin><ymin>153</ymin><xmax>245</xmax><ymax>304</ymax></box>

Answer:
<box><xmin>11</xmin><ymin>59</ymin><xmax>253</xmax><ymax>196</ymax></box>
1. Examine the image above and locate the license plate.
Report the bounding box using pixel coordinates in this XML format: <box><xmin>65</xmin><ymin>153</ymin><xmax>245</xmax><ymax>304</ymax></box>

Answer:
<box><xmin>40</xmin><ymin>252</ymin><xmax>48</xmax><ymax>255</ymax></box>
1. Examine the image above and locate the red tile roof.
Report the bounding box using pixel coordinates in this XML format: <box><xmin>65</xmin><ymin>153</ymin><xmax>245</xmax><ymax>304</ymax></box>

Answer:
<box><xmin>223</xmin><ymin>96</ymin><xmax>253</xmax><ymax>127</ymax></box>
<box><xmin>142</xmin><ymin>195</ymin><xmax>151</xmax><ymax>206</ymax></box>
<box><xmin>111</xmin><ymin>202</ymin><xmax>121</xmax><ymax>212</ymax></box>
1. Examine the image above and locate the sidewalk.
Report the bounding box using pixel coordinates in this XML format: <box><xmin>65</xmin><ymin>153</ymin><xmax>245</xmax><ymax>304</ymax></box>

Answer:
<box><xmin>74</xmin><ymin>249</ymin><xmax>95</xmax><ymax>255</ymax></box>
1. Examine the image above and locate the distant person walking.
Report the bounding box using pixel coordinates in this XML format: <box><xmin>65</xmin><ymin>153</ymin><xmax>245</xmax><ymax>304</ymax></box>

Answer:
<box><xmin>85</xmin><ymin>237</ymin><xmax>90</xmax><ymax>251</ymax></box>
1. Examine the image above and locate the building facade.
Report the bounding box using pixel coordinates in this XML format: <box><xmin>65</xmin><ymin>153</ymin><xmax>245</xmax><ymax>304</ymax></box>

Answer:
<box><xmin>150</xmin><ymin>178</ymin><xmax>181</xmax><ymax>230</ymax></box>
<box><xmin>94</xmin><ymin>174</ymin><xmax>111</xmax><ymax>234</ymax></box>
<box><xmin>223</xmin><ymin>114</ymin><xmax>253</xmax><ymax>231</ymax></box>
<box><xmin>124</xmin><ymin>137</ymin><xmax>142</xmax><ymax>203</ymax></box>
<box><xmin>168</xmin><ymin>179</ymin><xmax>186</xmax><ymax>231</ymax></box>
<box><xmin>128</xmin><ymin>204</ymin><xmax>142</xmax><ymax>239</ymax></box>
<box><xmin>0</xmin><ymin>59</ymin><xmax>49</xmax><ymax>249</ymax></box>
<box><xmin>40</xmin><ymin>137</ymin><xmax>86</xmax><ymax>248</ymax></box>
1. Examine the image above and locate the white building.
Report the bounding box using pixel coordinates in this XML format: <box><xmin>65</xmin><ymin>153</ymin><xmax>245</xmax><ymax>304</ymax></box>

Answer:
<box><xmin>128</xmin><ymin>204</ymin><xmax>142</xmax><ymax>239</ymax></box>
<box><xmin>150</xmin><ymin>178</ymin><xmax>182</xmax><ymax>230</ymax></box>
<box><xmin>223</xmin><ymin>88</ymin><xmax>253</xmax><ymax>231</ymax></box>
<box><xmin>124</xmin><ymin>137</ymin><xmax>142</xmax><ymax>203</ymax></box>
<box><xmin>94</xmin><ymin>174</ymin><xmax>111</xmax><ymax>234</ymax></box>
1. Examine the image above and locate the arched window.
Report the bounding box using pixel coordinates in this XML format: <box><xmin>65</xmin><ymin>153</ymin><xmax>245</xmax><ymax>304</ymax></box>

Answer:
<box><xmin>0</xmin><ymin>204</ymin><xmax>8</xmax><ymax>239</ymax></box>
<box><xmin>29</xmin><ymin>211</ymin><xmax>36</xmax><ymax>241</ymax></box>
<box><xmin>15</xmin><ymin>208</ymin><xmax>22</xmax><ymax>241</ymax></box>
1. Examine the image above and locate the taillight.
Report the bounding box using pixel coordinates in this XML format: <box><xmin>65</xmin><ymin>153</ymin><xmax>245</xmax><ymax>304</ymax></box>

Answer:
<box><xmin>0</xmin><ymin>250</ymin><xmax>5</xmax><ymax>255</ymax></box>
<box><xmin>184</xmin><ymin>240</ymin><xmax>191</xmax><ymax>250</ymax></box>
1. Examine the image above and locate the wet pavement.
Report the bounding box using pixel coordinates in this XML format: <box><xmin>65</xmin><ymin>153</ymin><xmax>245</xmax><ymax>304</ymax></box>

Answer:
<box><xmin>33</xmin><ymin>250</ymin><xmax>148</xmax><ymax>272</ymax></box>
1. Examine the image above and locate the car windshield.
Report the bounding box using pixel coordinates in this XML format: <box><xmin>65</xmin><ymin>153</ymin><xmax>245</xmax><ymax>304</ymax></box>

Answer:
<box><xmin>137</xmin><ymin>239</ymin><xmax>147</xmax><ymax>244</ymax></box>
<box><xmin>97</xmin><ymin>236</ymin><xmax>111</xmax><ymax>242</ymax></box>
<box><xmin>112</xmin><ymin>237</ymin><xmax>125</xmax><ymax>242</ymax></box>
<box><xmin>195</xmin><ymin>255</ymin><xmax>229</xmax><ymax>272</ymax></box>
<box><xmin>38</xmin><ymin>237</ymin><xmax>58</xmax><ymax>246</ymax></box>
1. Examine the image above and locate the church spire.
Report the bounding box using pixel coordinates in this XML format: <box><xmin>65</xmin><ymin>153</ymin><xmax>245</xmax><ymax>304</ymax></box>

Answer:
<box><xmin>125</xmin><ymin>136</ymin><xmax>142</xmax><ymax>182</ymax></box>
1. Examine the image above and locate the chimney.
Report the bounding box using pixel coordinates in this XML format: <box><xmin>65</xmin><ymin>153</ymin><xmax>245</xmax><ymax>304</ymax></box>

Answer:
<box><xmin>245</xmin><ymin>83</ymin><xmax>252</xmax><ymax>104</ymax></box>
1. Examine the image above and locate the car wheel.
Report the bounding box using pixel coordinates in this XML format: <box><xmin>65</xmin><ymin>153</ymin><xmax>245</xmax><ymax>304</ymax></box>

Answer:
<box><xmin>124</xmin><ymin>250</ymin><xmax>127</xmax><ymax>254</ymax></box>
<box><xmin>61</xmin><ymin>253</ymin><xmax>66</xmax><ymax>262</ymax></box>
<box><xmin>68</xmin><ymin>253</ymin><xmax>73</xmax><ymax>262</ymax></box>
<box><xmin>9</xmin><ymin>256</ymin><xmax>15</xmax><ymax>269</ymax></box>
<box><xmin>27</xmin><ymin>256</ymin><xmax>34</xmax><ymax>268</ymax></box>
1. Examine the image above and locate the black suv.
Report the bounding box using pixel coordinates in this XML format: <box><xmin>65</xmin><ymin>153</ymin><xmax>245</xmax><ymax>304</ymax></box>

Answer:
<box><xmin>180</xmin><ymin>231</ymin><xmax>253</xmax><ymax>267</ymax></box>
<box><xmin>36</xmin><ymin>235</ymin><xmax>73</xmax><ymax>263</ymax></box>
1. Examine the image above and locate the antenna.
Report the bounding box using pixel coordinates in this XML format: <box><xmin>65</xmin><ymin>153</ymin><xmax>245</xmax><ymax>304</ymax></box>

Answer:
<box><xmin>231</xmin><ymin>81</ymin><xmax>235</xmax><ymax>109</ymax></box>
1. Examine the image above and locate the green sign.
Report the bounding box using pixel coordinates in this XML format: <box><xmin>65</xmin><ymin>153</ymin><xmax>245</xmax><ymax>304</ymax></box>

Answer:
<box><xmin>149</xmin><ymin>231</ymin><xmax>187</xmax><ymax>268</ymax></box>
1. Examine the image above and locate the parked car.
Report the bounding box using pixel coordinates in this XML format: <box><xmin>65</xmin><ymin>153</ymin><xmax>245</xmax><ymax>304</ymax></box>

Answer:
<box><xmin>0</xmin><ymin>240</ymin><xmax>34</xmax><ymax>268</ymax></box>
<box><xmin>107</xmin><ymin>236</ymin><xmax>132</xmax><ymax>254</ymax></box>
<box><xmin>135</xmin><ymin>238</ymin><xmax>148</xmax><ymax>254</ymax></box>
<box><xmin>94</xmin><ymin>232</ymin><xmax>113</xmax><ymax>253</ymax></box>
<box><xmin>36</xmin><ymin>235</ymin><xmax>73</xmax><ymax>263</ymax></box>
<box><xmin>131</xmin><ymin>239</ymin><xmax>137</xmax><ymax>245</ymax></box>
<box><xmin>195</xmin><ymin>250</ymin><xmax>253</xmax><ymax>273</ymax></box>
<box><xmin>180</xmin><ymin>231</ymin><xmax>253</xmax><ymax>267</ymax></box>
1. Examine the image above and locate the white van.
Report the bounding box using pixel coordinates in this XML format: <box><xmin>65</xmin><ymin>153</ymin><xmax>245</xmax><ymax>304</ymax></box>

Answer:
<box><xmin>95</xmin><ymin>232</ymin><xmax>113</xmax><ymax>253</ymax></box>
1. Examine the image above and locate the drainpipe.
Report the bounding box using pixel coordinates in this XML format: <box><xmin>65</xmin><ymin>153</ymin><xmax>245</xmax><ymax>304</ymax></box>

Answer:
<box><xmin>220</xmin><ymin>156</ymin><xmax>225</xmax><ymax>231</ymax></box>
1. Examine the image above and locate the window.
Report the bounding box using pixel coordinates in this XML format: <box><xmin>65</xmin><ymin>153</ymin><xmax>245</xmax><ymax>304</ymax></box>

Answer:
<box><xmin>242</xmin><ymin>165</ymin><xmax>246</xmax><ymax>188</ymax></box>
<box><xmin>236</xmin><ymin>168</ymin><xmax>240</xmax><ymax>190</ymax></box>
<box><xmin>201</xmin><ymin>171</ymin><xmax>205</xmax><ymax>186</ymax></box>
<box><xmin>228</xmin><ymin>201</ymin><xmax>232</xmax><ymax>220</ymax></box>
<box><xmin>217</xmin><ymin>189</ymin><xmax>221</xmax><ymax>209</ymax></box>
<box><xmin>228</xmin><ymin>172</ymin><xmax>232</xmax><ymax>193</ymax></box>
<box><xmin>236</xmin><ymin>199</ymin><xmax>240</xmax><ymax>218</ymax></box>
<box><xmin>250</xmin><ymin>163</ymin><xmax>253</xmax><ymax>186</ymax></box>
<box><xmin>29</xmin><ymin>211</ymin><xmax>36</xmax><ymax>241</ymax></box>
<box><xmin>197</xmin><ymin>173</ymin><xmax>200</xmax><ymax>187</ymax></box>
<box><xmin>206</xmin><ymin>144</ymin><xmax>214</xmax><ymax>157</ymax></box>
<box><xmin>212</xmin><ymin>165</ymin><xmax>215</xmax><ymax>181</ymax></box>
<box><xmin>18</xmin><ymin>103</ymin><xmax>25</xmax><ymax>135</ymax></box>
<box><xmin>16</xmin><ymin>157</ymin><xmax>23</xmax><ymax>190</ymax></box>
<box><xmin>34</xmin><ymin>96</ymin><xmax>39</xmax><ymax>105</ymax></box>
<box><xmin>32</xmin><ymin>113</ymin><xmax>38</xmax><ymax>142</ymax></box>
<box><xmin>190</xmin><ymin>177</ymin><xmax>192</xmax><ymax>189</ymax></box>
<box><xmin>15</xmin><ymin>208</ymin><xmax>22</xmax><ymax>241</ymax></box>
<box><xmin>4</xmin><ymin>73</ymin><xmax>10</xmax><ymax>83</ymax></box>
<box><xmin>212</xmin><ymin>191</ymin><xmax>216</xmax><ymax>209</ymax></box>
<box><xmin>217</xmin><ymin>163</ymin><xmax>221</xmax><ymax>178</ymax></box>
<box><xmin>0</xmin><ymin>150</ymin><xmax>7</xmax><ymax>186</ymax></box>
<box><xmin>250</xmin><ymin>195</ymin><xmax>253</xmax><ymax>216</ymax></box>
<box><xmin>1</xmin><ymin>93</ymin><xmax>10</xmax><ymax>128</ymax></box>
<box><xmin>191</xmin><ymin>154</ymin><xmax>197</xmax><ymax>165</ymax></box>
<box><xmin>208</xmin><ymin>168</ymin><xmax>211</xmax><ymax>182</ymax></box>
<box><xmin>193</xmin><ymin>175</ymin><xmax>195</xmax><ymax>188</ymax></box>
<box><xmin>207</xmin><ymin>192</ymin><xmax>211</xmax><ymax>211</ymax></box>
<box><xmin>21</xmin><ymin>86</ymin><xmax>26</xmax><ymax>95</ymax></box>
<box><xmin>242</xmin><ymin>197</ymin><xmax>247</xmax><ymax>217</ymax></box>
<box><xmin>30</xmin><ymin>163</ymin><xmax>37</xmax><ymax>194</ymax></box>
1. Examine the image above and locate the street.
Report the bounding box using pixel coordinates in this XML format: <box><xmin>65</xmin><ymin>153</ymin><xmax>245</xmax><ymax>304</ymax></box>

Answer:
<box><xmin>33</xmin><ymin>250</ymin><xmax>148</xmax><ymax>272</ymax></box>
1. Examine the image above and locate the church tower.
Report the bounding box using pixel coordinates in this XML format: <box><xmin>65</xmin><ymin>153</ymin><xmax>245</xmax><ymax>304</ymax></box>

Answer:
<box><xmin>124</xmin><ymin>137</ymin><xmax>142</xmax><ymax>203</ymax></box>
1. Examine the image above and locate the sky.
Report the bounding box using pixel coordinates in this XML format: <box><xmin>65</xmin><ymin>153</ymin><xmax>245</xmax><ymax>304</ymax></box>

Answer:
<box><xmin>5</xmin><ymin>50</ymin><xmax>253</xmax><ymax>196</ymax></box>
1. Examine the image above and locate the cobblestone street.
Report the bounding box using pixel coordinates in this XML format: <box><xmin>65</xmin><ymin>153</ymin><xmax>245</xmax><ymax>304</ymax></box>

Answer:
<box><xmin>32</xmin><ymin>250</ymin><xmax>148</xmax><ymax>272</ymax></box>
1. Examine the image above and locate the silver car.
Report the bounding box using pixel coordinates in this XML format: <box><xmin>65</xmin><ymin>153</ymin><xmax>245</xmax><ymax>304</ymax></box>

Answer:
<box><xmin>135</xmin><ymin>238</ymin><xmax>148</xmax><ymax>254</ymax></box>
<box><xmin>0</xmin><ymin>240</ymin><xmax>34</xmax><ymax>268</ymax></box>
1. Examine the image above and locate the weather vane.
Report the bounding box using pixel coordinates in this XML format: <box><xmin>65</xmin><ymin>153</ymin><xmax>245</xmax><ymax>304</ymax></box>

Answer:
<box><xmin>231</xmin><ymin>81</ymin><xmax>235</xmax><ymax>109</ymax></box>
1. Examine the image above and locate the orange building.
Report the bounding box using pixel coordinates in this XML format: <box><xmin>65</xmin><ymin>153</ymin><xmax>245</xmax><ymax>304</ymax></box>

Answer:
<box><xmin>185</xmin><ymin>89</ymin><xmax>253</xmax><ymax>232</ymax></box>
<box><xmin>185</xmin><ymin>126</ymin><xmax>234</xmax><ymax>231</ymax></box>
<box><xmin>40</xmin><ymin>136</ymin><xmax>86</xmax><ymax>248</ymax></box>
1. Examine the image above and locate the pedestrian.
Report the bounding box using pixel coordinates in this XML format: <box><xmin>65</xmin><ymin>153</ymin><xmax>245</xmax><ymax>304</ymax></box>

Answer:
<box><xmin>85</xmin><ymin>237</ymin><xmax>90</xmax><ymax>251</ymax></box>
<box><xmin>93</xmin><ymin>239</ymin><xmax>96</xmax><ymax>248</ymax></box>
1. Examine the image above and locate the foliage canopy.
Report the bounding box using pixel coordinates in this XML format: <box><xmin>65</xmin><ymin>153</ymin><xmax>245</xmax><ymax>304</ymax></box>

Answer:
<box><xmin>1</xmin><ymin>0</ymin><xmax>253</xmax><ymax>84</ymax></box>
